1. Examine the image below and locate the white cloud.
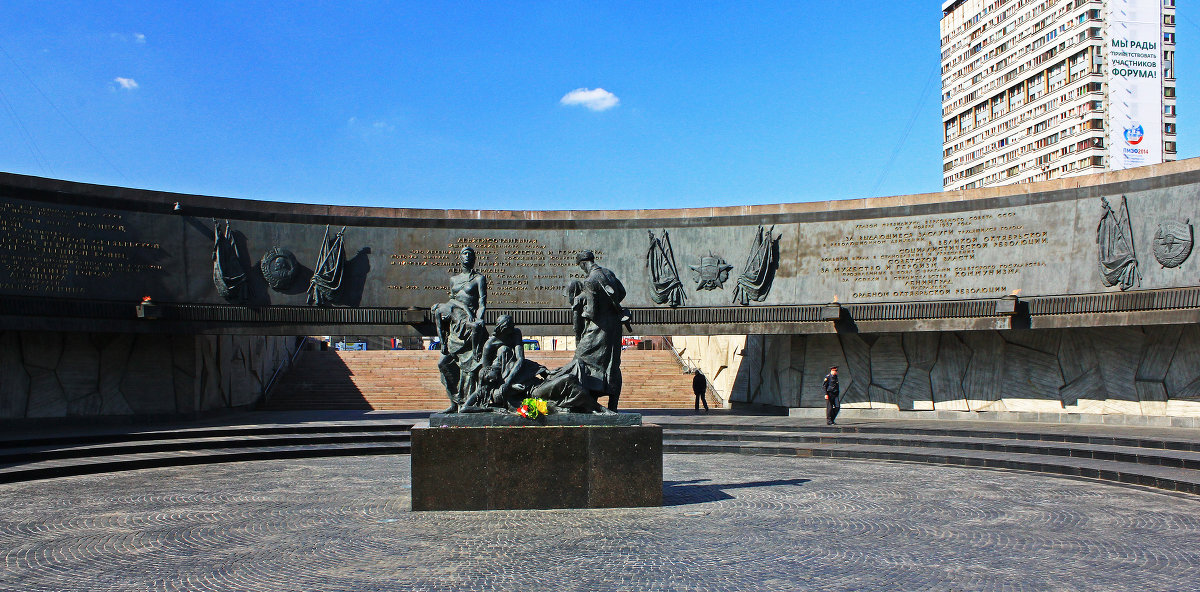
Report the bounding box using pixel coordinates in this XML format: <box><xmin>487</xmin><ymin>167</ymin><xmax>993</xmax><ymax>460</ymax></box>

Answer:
<box><xmin>110</xmin><ymin>32</ymin><xmax>146</xmax><ymax>44</ymax></box>
<box><xmin>560</xmin><ymin>87</ymin><xmax>619</xmax><ymax>111</ymax></box>
<box><xmin>347</xmin><ymin>116</ymin><xmax>397</xmax><ymax>138</ymax></box>
<box><xmin>114</xmin><ymin>77</ymin><xmax>138</xmax><ymax>90</ymax></box>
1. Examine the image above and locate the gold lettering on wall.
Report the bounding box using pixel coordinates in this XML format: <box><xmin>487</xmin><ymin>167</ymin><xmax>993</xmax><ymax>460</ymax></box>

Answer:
<box><xmin>386</xmin><ymin>237</ymin><xmax>604</xmax><ymax>306</ymax></box>
<box><xmin>821</xmin><ymin>210</ymin><xmax>1048</xmax><ymax>299</ymax></box>
<box><xmin>0</xmin><ymin>201</ymin><xmax>165</xmax><ymax>295</ymax></box>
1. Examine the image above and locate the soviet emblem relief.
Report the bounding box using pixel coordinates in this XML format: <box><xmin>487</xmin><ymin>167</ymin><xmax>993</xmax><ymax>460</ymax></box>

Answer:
<box><xmin>1152</xmin><ymin>219</ymin><xmax>1193</xmax><ymax>268</ymax></box>
<box><xmin>689</xmin><ymin>253</ymin><xmax>733</xmax><ymax>290</ymax></box>
<box><xmin>260</xmin><ymin>247</ymin><xmax>300</xmax><ymax>291</ymax></box>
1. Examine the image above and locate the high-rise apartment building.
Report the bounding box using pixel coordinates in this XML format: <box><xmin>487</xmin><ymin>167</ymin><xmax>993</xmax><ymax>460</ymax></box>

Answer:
<box><xmin>940</xmin><ymin>0</ymin><xmax>1176</xmax><ymax>190</ymax></box>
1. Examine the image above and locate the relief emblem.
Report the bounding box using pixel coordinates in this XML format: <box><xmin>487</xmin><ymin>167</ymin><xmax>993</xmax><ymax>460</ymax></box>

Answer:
<box><xmin>1152</xmin><ymin>219</ymin><xmax>1193</xmax><ymax>268</ymax></box>
<box><xmin>260</xmin><ymin>247</ymin><xmax>300</xmax><ymax>291</ymax></box>
<box><xmin>689</xmin><ymin>253</ymin><xmax>734</xmax><ymax>291</ymax></box>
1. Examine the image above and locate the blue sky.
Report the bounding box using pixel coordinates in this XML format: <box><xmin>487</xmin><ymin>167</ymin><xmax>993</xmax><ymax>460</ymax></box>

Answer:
<box><xmin>1</xmin><ymin>2</ymin><xmax>1196</xmax><ymax>210</ymax></box>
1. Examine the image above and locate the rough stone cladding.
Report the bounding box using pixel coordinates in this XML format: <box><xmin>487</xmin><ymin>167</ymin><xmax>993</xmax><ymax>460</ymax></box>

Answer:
<box><xmin>731</xmin><ymin>325</ymin><xmax>1200</xmax><ymax>417</ymax></box>
<box><xmin>0</xmin><ymin>332</ymin><xmax>293</xmax><ymax>419</ymax></box>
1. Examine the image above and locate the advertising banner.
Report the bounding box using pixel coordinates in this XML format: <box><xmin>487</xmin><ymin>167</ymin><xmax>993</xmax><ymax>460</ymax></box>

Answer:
<box><xmin>1106</xmin><ymin>0</ymin><xmax>1164</xmax><ymax>170</ymax></box>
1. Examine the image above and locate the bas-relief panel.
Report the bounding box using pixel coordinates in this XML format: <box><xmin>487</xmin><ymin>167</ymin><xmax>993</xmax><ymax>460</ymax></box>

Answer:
<box><xmin>729</xmin><ymin>326</ymin><xmax>1200</xmax><ymax>418</ymax></box>
<box><xmin>1068</xmin><ymin>188</ymin><xmax>1200</xmax><ymax>295</ymax></box>
<box><xmin>4</xmin><ymin>180</ymin><xmax>1200</xmax><ymax>311</ymax></box>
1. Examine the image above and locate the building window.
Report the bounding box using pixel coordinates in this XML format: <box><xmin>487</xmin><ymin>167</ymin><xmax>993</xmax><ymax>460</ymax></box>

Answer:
<box><xmin>1165</xmin><ymin>104</ymin><xmax>1176</xmax><ymax>116</ymax></box>
<box><xmin>1164</xmin><ymin>32</ymin><xmax>1175</xmax><ymax>44</ymax></box>
<box><xmin>1165</xmin><ymin>15</ymin><xmax>1175</xmax><ymax>25</ymax></box>
<box><xmin>1165</xmin><ymin>141</ymin><xmax>1176</xmax><ymax>153</ymax></box>
<box><xmin>1165</xmin><ymin>123</ymin><xmax>1176</xmax><ymax>134</ymax></box>
<box><xmin>1165</xmin><ymin>87</ymin><xmax>1176</xmax><ymax>98</ymax></box>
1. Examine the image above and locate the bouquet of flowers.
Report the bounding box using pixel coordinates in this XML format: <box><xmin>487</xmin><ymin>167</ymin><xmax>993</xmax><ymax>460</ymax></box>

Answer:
<box><xmin>517</xmin><ymin>397</ymin><xmax>549</xmax><ymax>419</ymax></box>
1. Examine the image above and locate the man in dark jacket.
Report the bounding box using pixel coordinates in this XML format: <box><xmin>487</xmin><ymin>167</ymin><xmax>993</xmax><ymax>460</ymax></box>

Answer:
<box><xmin>693</xmin><ymin>370</ymin><xmax>709</xmax><ymax>412</ymax></box>
<box><xmin>823</xmin><ymin>366</ymin><xmax>840</xmax><ymax>425</ymax></box>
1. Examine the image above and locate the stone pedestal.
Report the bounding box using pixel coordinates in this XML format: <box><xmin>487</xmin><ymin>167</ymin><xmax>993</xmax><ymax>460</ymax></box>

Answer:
<box><xmin>410</xmin><ymin>423</ymin><xmax>663</xmax><ymax>511</ymax></box>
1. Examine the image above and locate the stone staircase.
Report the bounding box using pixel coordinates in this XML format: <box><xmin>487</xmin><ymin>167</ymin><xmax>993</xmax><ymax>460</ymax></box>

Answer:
<box><xmin>0</xmin><ymin>417</ymin><xmax>415</xmax><ymax>484</ymax></box>
<box><xmin>654</xmin><ymin>417</ymin><xmax>1200</xmax><ymax>494</ymax></box>
<box><xmin>4</xmin><ymin>413</ymin><xmax>1200</xmax><ymax>495</ymax></box>
<box><xmin>263</xmin><ymin>350</ymin><xmax>711</xmax><ymax>410</ymax></box>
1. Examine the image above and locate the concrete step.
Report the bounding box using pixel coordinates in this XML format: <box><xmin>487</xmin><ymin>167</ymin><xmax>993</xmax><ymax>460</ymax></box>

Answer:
<box><xmin>0</xmin><ymin>420</ymin><xmax>417</xmax><ymax>484</ymax></box>
<box><xmin>665</xmin><ymin>429</ymin><xmax>1200</xmax><ymax>470</ymax></box>
<box><xmin>0</xmin><ymin>421</ymin><xmax>418</xmax><ymax>448</ymax></box>
<box><xmin>655</xmin><ymin>421</ymin><xmax>1200</xmax><ymax>451</ymax></box>
<box><xmin>0</xmin><ymin>431</ymin><xmax>411</xmax><ymax>467</ymax></box>
<box><xmin>5</xmin><ymin>413</ymin><xmax>1199</xmax><ymax>495</ymax></box>
<box><xmin>0</xmin><ymin>441</ymin><xmax>410</xmax><ymax>484</ymax></box>
<box><xmin>662</xmin><ymin>439</ymin><xmax>1200</xmax><ymax>495</ymax></box>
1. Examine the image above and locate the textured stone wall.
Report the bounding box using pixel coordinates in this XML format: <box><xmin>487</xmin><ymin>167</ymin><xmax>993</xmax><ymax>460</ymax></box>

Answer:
<box><xmin>730</xmin><ymin>325</ymin><xmax>1200</xmax><ymax>417</ymax></box>
<box><xmin>671</xmin><ymin>335</ymin><xmax>747</xmax><ymax>406</ymax></box>
<box><xmin>0</xmin><ymin>332</ymin><xmax>294</xmax><ymax>419</ymax></box>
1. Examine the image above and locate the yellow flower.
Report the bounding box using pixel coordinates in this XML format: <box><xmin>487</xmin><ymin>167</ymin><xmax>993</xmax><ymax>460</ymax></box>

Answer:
<box><xmin>536</xmin><ymin>399</ymin><xmax>548</xmax><ymax>415</ymax></box>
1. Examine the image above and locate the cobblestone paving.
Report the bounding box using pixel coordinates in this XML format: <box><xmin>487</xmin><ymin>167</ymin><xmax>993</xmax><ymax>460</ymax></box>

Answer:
<box><xmin>1</xmin><ymin>455</ymin><xmax>1199</xmax><ymax>591</ymax></box>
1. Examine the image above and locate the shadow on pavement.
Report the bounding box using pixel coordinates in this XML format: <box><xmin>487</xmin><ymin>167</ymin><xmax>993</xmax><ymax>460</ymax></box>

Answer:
<box><xmin>663</xmin><ymin>477</ymin><xmax>810</xmax><ymax>506</ymax></box>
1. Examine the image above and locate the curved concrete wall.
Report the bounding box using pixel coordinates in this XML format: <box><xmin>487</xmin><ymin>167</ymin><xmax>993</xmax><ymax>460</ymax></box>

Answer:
<box><xmin>1</xmin><ymin>160</ymin><xmax>1199</xmax><ymax>337</ymax></box>
<box><xmin>3</xmin><ymin>162</ymin><xmax>1200</xmax><ymax>421</ymax></box>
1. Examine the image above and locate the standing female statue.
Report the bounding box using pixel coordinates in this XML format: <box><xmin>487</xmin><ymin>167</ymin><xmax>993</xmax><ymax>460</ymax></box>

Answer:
<box><xmin>432</xmin><ymin>247</ymin><xmax>488</xmax><ymax>412</ymax></box>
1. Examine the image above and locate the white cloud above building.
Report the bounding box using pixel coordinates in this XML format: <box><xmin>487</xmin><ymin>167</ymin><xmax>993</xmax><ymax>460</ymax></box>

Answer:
<box><xmin>560</xmin><ymin>88</ymin><xmax>619</xmax><ymax>111</ymax></box>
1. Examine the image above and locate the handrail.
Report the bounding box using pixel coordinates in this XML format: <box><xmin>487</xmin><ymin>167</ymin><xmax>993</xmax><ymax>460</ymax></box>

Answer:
<box><xmin>260</xmin><ymin>336</ymin><xmax>309</xmax><ymax>406</ymax></box>
<box><xmin>661</xmin><ymin>337</ymin><xmax>725</xmax><ymax>408</ymax></box>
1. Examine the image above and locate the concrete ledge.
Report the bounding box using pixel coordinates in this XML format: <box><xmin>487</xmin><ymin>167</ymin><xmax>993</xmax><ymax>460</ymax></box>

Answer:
<box><xmin>789</xmin><ymin>407</ymin><xmax>1200</xmax><ymax>429</ymax></box>
<box><xmin>410</xmin><ymin>425</ymin><xmax>663</xmax><ymax>511</ymax></box>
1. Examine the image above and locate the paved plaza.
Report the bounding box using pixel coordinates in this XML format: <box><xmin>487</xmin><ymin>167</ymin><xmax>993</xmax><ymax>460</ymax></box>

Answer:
<box><xmin>2</xmin><ymin>454</ymin><xmax>1199</xmax><ymax>591</ymax></box>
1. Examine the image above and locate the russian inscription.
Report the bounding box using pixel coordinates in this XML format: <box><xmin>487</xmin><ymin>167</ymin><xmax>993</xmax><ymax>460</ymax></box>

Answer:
<box><xmin>0</xmin><ymin>200</ymin><xmax>164</xmax><ymax>296</ymax></box>
<box><xmin>818</xmin><ymin>209</ymin><xmax>1048</xmax><ymax>300</ymax></box>
<box><xmin>388</xmin><ymin>237</ymin><xmax>604</xmax><ymax>306</ymax></box>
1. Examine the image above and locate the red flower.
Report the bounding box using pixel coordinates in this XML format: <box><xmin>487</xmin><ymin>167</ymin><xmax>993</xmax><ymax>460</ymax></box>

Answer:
<box><xmin>518</xmin><ymin>405</ymin><xmax>529</xmax><ymax>418</ymax></box>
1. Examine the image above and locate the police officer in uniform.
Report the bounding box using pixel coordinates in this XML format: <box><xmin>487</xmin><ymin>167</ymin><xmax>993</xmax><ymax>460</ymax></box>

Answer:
<box><xmin>823</xmin><ymin>366</ymin><xmax>840</xmax><ymax>425</ymax></box>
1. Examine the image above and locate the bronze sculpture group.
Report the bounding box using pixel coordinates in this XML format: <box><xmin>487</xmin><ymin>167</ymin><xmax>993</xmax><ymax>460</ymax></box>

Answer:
<box><xmin>434</xmin><ymin>248</ymin><xmax>627</xmax><ymax>415</ymax></box>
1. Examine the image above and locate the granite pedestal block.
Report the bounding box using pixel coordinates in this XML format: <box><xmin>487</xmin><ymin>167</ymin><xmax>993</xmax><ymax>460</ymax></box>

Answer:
<box><xmin>410</xmin><ymin>424</ymin><xmax>663</xmax><ymax>511</ymax></box>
